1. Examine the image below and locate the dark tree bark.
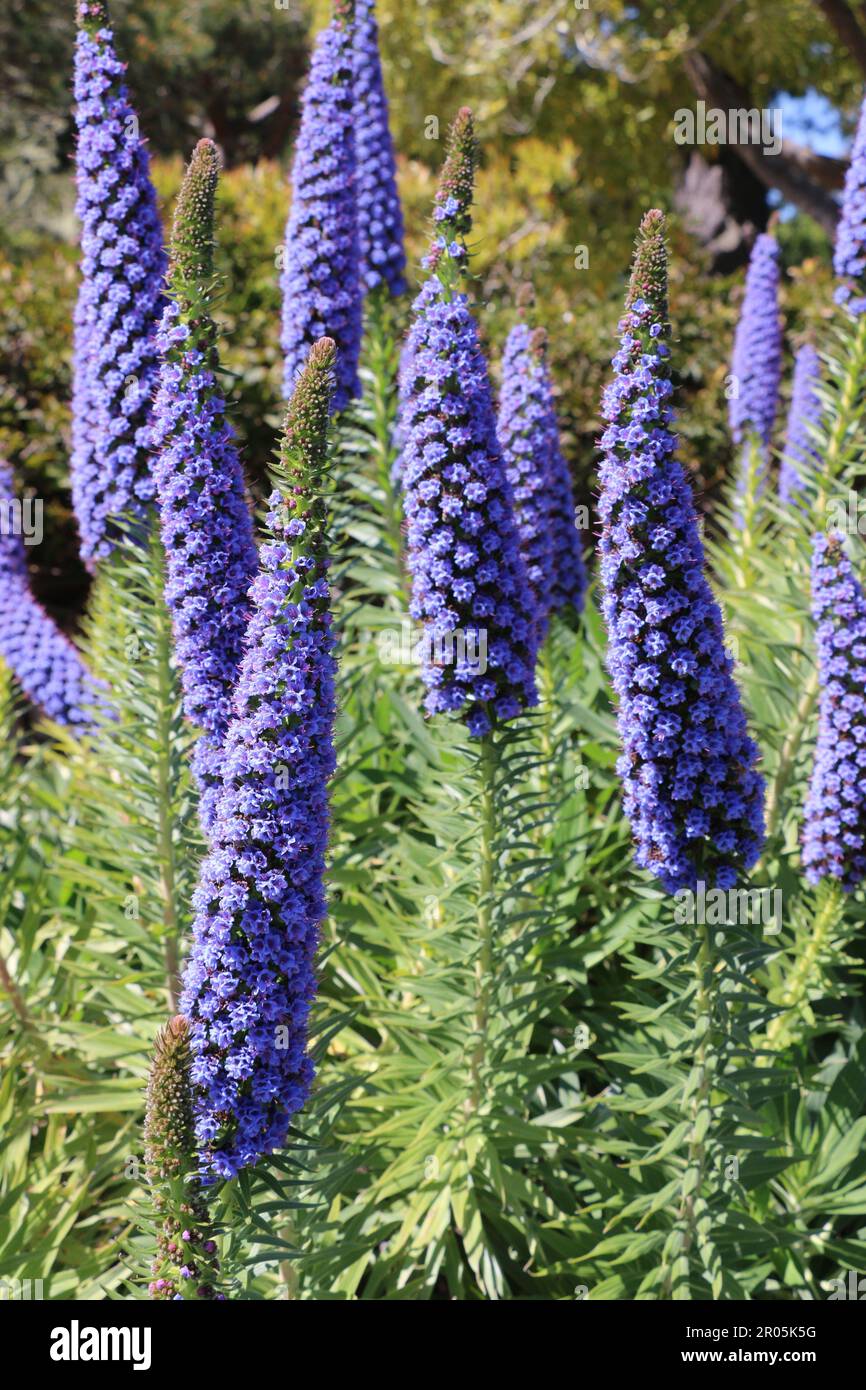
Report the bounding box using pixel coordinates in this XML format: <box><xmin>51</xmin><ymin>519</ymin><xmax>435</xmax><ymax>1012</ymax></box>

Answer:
<box><xmin>681</xmin><ymin>51</ymin><xmax>844</xmax><ymax>236</ymax></box>
<box><xmin>675</xmin><ymin>149</ymin><xmax>769</xmax><ymax>271</ymax></box>
<box><xmin>815</xmin><ymin>0</ymin><xmax>866</xmax><ymax>78</ymax></box>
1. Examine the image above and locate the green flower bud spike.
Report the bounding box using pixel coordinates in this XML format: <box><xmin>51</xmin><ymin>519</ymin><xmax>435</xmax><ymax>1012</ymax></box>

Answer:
<box><xmin>144</xmin><ymin>1016</ymin><xmax>223</xmax><ymax>1300</ymax></box>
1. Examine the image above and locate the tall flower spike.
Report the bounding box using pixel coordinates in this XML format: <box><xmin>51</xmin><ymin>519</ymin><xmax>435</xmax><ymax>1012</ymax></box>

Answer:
<box><xmin>598</xmin><ymin>210</ymin><xmax>765</xmax><ymax>893</ymax></box>
<box><xmin>72</xmin><ymin>0</ymin><xmax>166</xmax><ymax>566</ymax></box>
<box><xmin>280</xmin><ymin>0</ymin><xmax>361</xmax><ymax>410</ymax></box>
<box><xmin>802</xmin><ymin>533</ymin><xmax>866</xmax><ymax>890</ymax></box>
<box><xmin>400</xmin><ymin>110</ymin><xmax>537</xmax><ymax>736</ymax></box>
<box><xmin>353</xmin><ymin>0</ymin><xmax>406</xmax><ymax>296</ymax></box>
<box><xmin>0</xmin><ymin>462</ymin><xmax>100</xmax><ymax>728</ymax></box>
<box><xmin>144</xmin><ymin>1017</ymin><xmax>223</xmax><ymax>1300</ymax></box>
<box><xmin>152</xmin><ymin>140</ymin><xmax>258</xmax><ymax>835</ymax></box>
<box><xmin>497</xmin><ymin>321</ymin><xmax>586</xmax><ymax>637</ymax></box>
<box><xmin>834</xmin><ymin>93</ymin><xmax>866</xmax><ymax>315</ymax></box>
<box><xmin>728</xmin><ymin>232</ymin><xmax>782</xmax><ymax>458</ymax></box>
<box><xmin>180</xmin><ymin>339</ymin><xmax>338</xmax><ymax>1182</ymax></box>
<box><xmin>779</xmin><ymin>343</ymin><xmax>822</xmax><ymax>504</ymax></box>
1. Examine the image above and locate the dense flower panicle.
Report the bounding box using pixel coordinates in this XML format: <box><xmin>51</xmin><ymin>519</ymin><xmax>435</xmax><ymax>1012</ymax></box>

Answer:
<box><xmin>180</xmin><ymin>339</ymin><xmax>338</xmax><ymax>1182</ymax></box>
<box><xmin>280</xmin><ymin>1</ymin><xmax>361</xmax><ymax>410</ymax></box>
<box><xmin>802</xmin><ymin>533</ymin><xmax>866</xmax><ymax>889</ymax></box>
<box><xmin>353</xmin><ymin>0</ymin><xmax>406</xmax><ymax>296</ymax></box>
<box><xmin>144</xmin><ymin>1017</ymin><xmax>223</xmax><ymax>1300</ymax></box>
<box><xmin>599</xmin><ymin>210</ymin><xmax>765</xmax><ymax>893</ymax></box>
<box><xmin>779</xmin><ymin>344</ymin><xmax>822</xmax><ymax>503</ymax></box>
<box><xmin>401</xmin><ymin>283</ymin><xmax>538</xmax><ymax>734</ymax></box>
<box><xmin>72</xmin><ymin>0</ymin><xmax>166</xmax><ymax>565</ymax></box>
<box><xmin>834</xmin><ymin>94</ymin><xmax>866</xmax><ymax>315</ymax></box>
<box><xmin>728</xmin><ymin>232</ymin><xmax>782</xmax><ymax>452</ymax></box>
<box><xmin>497</xmin><ymin>323</ymin><xmax>586</xmax><ymax>637</ymax></box>
<box><xmin>152</xmin><ymin>141</ymin><xmax>258</xmax><ymax>834</ymax></box>
<box><xmin>0</xmin><ymin>463</ymin><xmax>99</xmax><ymax>728</ymax></box>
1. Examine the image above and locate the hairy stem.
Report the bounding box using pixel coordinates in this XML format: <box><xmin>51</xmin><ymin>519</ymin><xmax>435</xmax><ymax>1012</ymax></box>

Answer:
<box><xmin>467</xmin><ymin>731</ymin><xmax>498</xmax><ymax>1112</ymax></box>
<box><xmin>661</xmin><ymin>923</ymin><xmax>716</xmax><ymax>1300</ymax></box>
<box><xmin>153</xmin><ymin>547</ymin><xmax>181</xmax><ymax>1012</ymax></box>
<box><xmin>764</xmin><ymin>882</ymin><xmax>845</xmax><ymax>1052</ymax></box>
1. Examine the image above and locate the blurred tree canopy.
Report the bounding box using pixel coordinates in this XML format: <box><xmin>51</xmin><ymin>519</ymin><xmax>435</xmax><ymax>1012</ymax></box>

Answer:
<box><xmin>0</xmin><ymin>0</ymin><xmax>862</xmax><ymax>615</ymax></box>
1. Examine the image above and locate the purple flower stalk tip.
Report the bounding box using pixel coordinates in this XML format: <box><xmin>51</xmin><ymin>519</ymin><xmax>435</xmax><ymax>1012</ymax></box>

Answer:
<box><xmin>779</xmin><ymin>344</ymin><xmax>822</xmax><ymax>504</ymax></box>
<box><xmin>497</xmin><ymin>321</ymin><xmax>586</xmax><ymax>639</ymax></box>
<box><xmin>0</xmin><ymin>461</ymin><xmax>100</xmax><ymax>729</ymax></box>
<box><xmin>802</xmin><ymin>533</ymin><xmax>866</xmax><ymax>890</ymax></box>
<box><xmin>599</xmin><ymin>210</ymin><xmax>765</xmax><ymax>894</ymax></box>
<box><xmin>152</xmin><ymin>139</ymin><xmax>258</xmax><ymax>835</ymax></box>
<box><xmin>180</xmin><ymin>338</ymin><xmax>338</xmax><ymax>1182</ymax></box>
<box><xmin>72</xmin><ymin>0</ymin><xmax>166</xmax><ymax>567</ymax></box>
<box><xmin>280</xmin><ymin>1</ymin><xmax>361</xmax><ymax>410</ymax></box>
<box><xmin>728</xmin><ymin>232</ymin><xmax>782</xmax><ymax>455</ymax></box>
<box><xmin>400</xmin><ymin>109</ymin><xmax>537</xmax><ymax>736</ymax></box>
<box><xmin>353</xmin><ymin>0</ymin><xmax>406</xmax><ymax>296</ymax></box>
<box><xmin>834</xmin><ymin>93</ymin><xmax>866</xmax><ymax>316</ymax></box>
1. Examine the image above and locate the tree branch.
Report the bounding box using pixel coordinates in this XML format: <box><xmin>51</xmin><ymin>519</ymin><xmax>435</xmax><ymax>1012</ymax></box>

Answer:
<box><xmin>682</xmin><ymin>52</ymin><xmax>843</xmax><ymax>235</ymax></box>
<box><xmin>815</xmin><ymin>0</ymin><xmax>866</xmax><ymax>77</ymax></box>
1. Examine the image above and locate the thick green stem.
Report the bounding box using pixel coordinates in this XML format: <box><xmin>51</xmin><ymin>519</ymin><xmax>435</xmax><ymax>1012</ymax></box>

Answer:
<box><xmin>153</xmin><ymin>549</ymin><xmax>180</xmax><ymax>1012</ymax></box>
<box><xmin>760</xmin><ymin>660</ymin><xmax>819</xmax><ymax>857</ymax></box>
<box><xmin>467</xmin><ymin>732</ymin><xmax>498</xmax><ymax>1112</ymax></box>
<box><xmin>764</xmin><ymin>882</ymin><xmax>844</xmax><ymax>1052</ymax></box>
<box><xmin>365</xmin><ymin>289</ymin><xmax>405</xmax><ymax>577</ymax></box>
<box><xmin>814</xmin><ymin>315</ymin><xmax>866</xmax><ymax>523</ymax></box>
<box><xmin>732</xmin><ymin>435</ymin><xmax>763</xmax><ymax>590</ymax></box>
<box><xmin>661</xmin><ymin>923</ymin><xmax>716</xmax><ymax>1300</ymax></box>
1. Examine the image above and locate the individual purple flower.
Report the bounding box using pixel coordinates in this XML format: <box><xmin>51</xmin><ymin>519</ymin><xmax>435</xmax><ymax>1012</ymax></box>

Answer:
<box><xmin>71</xmin><ymin>0</ymin><xmax>166</xmax><ymax>566</ymax></box>
<box><xmin>353</xmin><ymin>0</ymin><xmax>405</xmax><ymax>296</ymax></box>
<box><xmin>0</xmin><ymin>462</ymin><xmax>98</xmax><ymax>728</ymax></box>
<box><xmin>497</xmin><ymin>320</ymin><xmax>586</xmax><ymax>638</ymax></box>
<box><xmin>400</xmin><ymin>109</ymin><xmax>537</xmax><ymax>736</ymax></box>
<box><xmin>280</xmin><ymin>0</ymin><xmax>361</xmax><ymax>411</ymax></box>
<box><xmin>802</xmin><ymin>533</ymin><xmax>866</xmax><ymax>890</ymax></box>
<box><xmin>778</xmin><ymin>344</ymin><xmax>822</xmax><ymax>504</ymax></box>
<box><xmin>728</xmin><ymin>232</ymin><xmax>782</xmax><ymax>457</ymax></box>
<box><xmin>834</xmin><ymin>94</ymin><xmax>866</xmax><ymax>316</ymax></box>
<box><xmin>152</xmin><ymin>140</ymin><xmax>258</xmax><ymax>835</ymax></box>
<box><xmin>180</xmin><ymin>339</ymin><xmax>338</xmax><ymax>1182</ymax></box>
<box><xmin>599</xmin><ymin>210</ymin><xmax>765</xmax><ymax>893</ymax></box>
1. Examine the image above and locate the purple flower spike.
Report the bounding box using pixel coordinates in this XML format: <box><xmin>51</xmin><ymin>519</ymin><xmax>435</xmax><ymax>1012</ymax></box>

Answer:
<box><xmin>353</xmin><ymin>0</ymin><xmax>406</xmax><ymax>296</ymax></box>
<box><xmin>400</xmin><ymin>109</ymin><xmax>537</xmax><ymax>737</ymax></box>
<box><xmin>152</xmin><ymin>140</ymin><xmax>258</xmax><ymax>835</ymax></box>
<box><xmin>728</xmin><ymin>232</ymin><xmax>782</xmax><ymax>456</ymax></box>
<box><xmin>802</xmin><ymin>533</ymin><xmax>866</xmax><ymax>890</ymax></box>
<box><xmin>72</xmin><ymin>0</ymin><xmax>166</xmax><ymax>566</ymax></box>
<box><xmin>779</xmin><ymin>344</ymin><xmax>822</xmax><ymax>504</ymax></box>
<box><xmin>0</xmin><ymin>462</ymin><xmax>99</xmax><ymax>728</ymax></box>
<box><xmin>599</xmin><ymin>210</ymin><xmax>765</xmax><ymax>894</ymax></box>
<box><xmin>180</xmin><ymin>339</ymin><xmax>338</xmax><ymax>1182</ymax></box>
<box><xmin>834</xmin><ymin>94</ymin><xmax>866</xmax><ymax>316</ymax></box>
<box><xmin>280</xmin><ymin>0</ymin><xmax>361</xmax><ymax>411</ymax></box>
<box><xmin>497</xmin><ymin>320</ymin><xmax>586</xmax><ymax>638</ymax></box>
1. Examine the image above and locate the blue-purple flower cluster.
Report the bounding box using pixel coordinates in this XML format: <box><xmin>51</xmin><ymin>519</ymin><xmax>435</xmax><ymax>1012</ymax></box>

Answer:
<box><xmin>728</xmin><ymin>232</ymin><xmax>782</xmax><ymax>454</ymax></box>
<box><xmin>180</xmin><ymin>339</ymin><xmax>337</xmax><ymax>1181</ymax></box>
<box><xmin>802</xmin><ymin>533</ymin><xmax>866</xmax><ymax>890</ymax></box>
<box><xmin>497</xmin><ymin>322</ymin><xmax>585</xmax><ymax>637</ymax></box>
<box><xmin>152</xmin><ymin>141</ymin><xmax>258</xmax><ymax>834</ymax></box>
<box><xmin>72</xmin><ymin>0</ymin><xmax>166</xmax><ymax>566</ymax></box>
<box><xmin>280</xmin><ymin>0</ymin><xmax>361</xmax><ymax>410</ymax></box>
<box><xmin>834</xmin><ymin>94</ymin><xmax>866</xmax><ymax>316</ymax></box>
<box><xmin>400</xmin><ymin>283</ymin><xmax>538</xmax><ymax>734</ymax></box>
<box><xmin>779</xmin><ymin>344</ymin><xmax>822</xmax><ymax>504</ymax></box>
<box><xmin>599</xmin><ymin>210</ymin><xmax>764</xmax><ymax>893</ymax></box>
<box><xmin>353</xmin><ymin>0</ymin><xmax>406</xmax><ymax>296</ymax></box>
<box><xmin>0</xmin><ymin>463</ymin><xmax>98</xmax><ymax>728</ymax></box>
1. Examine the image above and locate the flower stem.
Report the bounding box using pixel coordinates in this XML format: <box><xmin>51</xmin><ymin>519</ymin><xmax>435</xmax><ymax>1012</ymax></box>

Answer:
<box><xmin>661</xmin><ymin>923</ymin><xmax>716</xmax><ymax>1300</ymax></box>
<box><xmin>814</xmin><ymin>314</ymin><xmax>866</xmax><ymax>523</ymax></box>
<box><xmin>153</xmin><ymin>544</ymin><xmax>180</xmax><ymax>1012</ymax></box>
<box><xmin>764</xmin><ymin>881</ymin><xmax>845</xmax><ymax>1052</ymax></box>
<box><xmin>468</xmin><ymin>731</ymin><xmax>498</xmax><ymax>1112</ymax></box>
